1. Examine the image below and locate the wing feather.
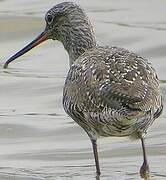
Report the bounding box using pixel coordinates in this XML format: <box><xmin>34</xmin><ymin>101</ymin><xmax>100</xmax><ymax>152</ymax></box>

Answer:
<box><xmin>64</xmin><ymin>46</ymin><xmax>161</xmax><ymax>115</ymax></box>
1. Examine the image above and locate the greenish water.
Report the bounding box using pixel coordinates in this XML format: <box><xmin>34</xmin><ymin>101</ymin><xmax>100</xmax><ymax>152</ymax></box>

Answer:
<box><xmin>0</xmin><ymin>0</ymin><xmax>166</xmax><ymax>179</ymax></box>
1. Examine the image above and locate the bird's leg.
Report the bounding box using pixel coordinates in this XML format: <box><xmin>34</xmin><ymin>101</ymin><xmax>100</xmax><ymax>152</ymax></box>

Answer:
<box><xmin>91</xmin><ymin>139</ymin><xmax>101</xmax><ymax>177</ymax></box>
<box><xmin>140</xmin><ymin>137</ymin><xmax>150</xmax><ymax>179</ymax></box>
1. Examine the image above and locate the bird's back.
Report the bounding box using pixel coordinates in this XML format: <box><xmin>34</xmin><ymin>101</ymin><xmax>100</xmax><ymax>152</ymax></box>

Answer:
<box><xmin>63</xmin><ymin>46</ymin><xmax>163</xmax><ymax>139</ymax></box>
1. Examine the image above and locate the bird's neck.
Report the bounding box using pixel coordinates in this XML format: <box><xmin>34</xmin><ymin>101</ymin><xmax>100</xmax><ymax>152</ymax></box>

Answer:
<box><xmin>60</xmin><ymin>19</ymin><xmax>97</xmax><ymax>66</ymax></box>
<box><xmin>68</xmin><ymin>36</ymin><xmax>96</xmax><ymax>66</ymax></box>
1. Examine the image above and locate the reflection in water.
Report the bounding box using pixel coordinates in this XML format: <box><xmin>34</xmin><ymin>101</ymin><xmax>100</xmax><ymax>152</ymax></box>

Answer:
<box><xmin>0</xmin><ymin>0</ymin><xmax>166</xmax><ymax>179</ymax></box>
<box><xmin>96</xmin><ymin>174</ymin><xmax>100</xmax><ymax>180</ymax></box>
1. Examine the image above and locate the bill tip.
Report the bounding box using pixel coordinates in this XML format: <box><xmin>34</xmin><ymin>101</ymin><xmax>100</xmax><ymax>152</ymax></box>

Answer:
<box><xmin>3</xmin><ymin>63</ymin><xmax>8</xmax><ymax>69</ymax></box>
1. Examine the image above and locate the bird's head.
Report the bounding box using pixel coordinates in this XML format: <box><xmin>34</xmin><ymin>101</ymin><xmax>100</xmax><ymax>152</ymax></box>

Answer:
<box><xmin>45</xmin><ymin>2</ymin><xmax>89</xmax><ymax>41</ymax></box>
<box><xmin>4</xmin><ymin>2</ymin><xmax>95</xmax><ymax>68</ymax></box>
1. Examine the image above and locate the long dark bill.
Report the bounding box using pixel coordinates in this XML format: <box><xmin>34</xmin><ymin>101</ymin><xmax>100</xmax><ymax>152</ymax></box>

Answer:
<box><xmin>3</xmin><ymin>31</ymin><xmax>48</xmax><ymax>69</ymax></box>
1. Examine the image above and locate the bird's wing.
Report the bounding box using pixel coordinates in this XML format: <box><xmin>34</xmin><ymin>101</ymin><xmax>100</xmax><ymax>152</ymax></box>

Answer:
<box><xmin>64</xmin><ymin>46</ymin><xmax>161</xmax><ymax>114</ymax></box>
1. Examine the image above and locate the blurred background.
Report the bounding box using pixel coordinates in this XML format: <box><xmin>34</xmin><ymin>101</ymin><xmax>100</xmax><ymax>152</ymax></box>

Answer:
<box><xmin>0</xmin><ymin>0</ymin><xmax>166</xmax><ymax>179</ymax></box>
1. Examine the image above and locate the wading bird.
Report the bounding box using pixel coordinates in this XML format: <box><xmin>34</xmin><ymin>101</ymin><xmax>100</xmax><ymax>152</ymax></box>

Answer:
<box><xmin>4</xmin><ymin>2</ymin><xmax>163</xmax><ymax>179</ymax></box>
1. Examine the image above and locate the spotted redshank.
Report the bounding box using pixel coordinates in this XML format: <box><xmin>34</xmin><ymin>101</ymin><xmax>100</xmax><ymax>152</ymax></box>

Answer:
<box><xmin>3</xmin><ymin>2</ymin><xmax>163</xmax><ymax>179</ymax></box>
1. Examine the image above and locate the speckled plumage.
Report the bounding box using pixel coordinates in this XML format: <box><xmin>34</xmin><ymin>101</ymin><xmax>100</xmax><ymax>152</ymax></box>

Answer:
<box><xmin>3</xmin><ymin>2</ymin><xmax>163</xmax><ymax>178</ymax></box>
<box><xmin>63</xmin><ymin>45</ymin><xmax>162</xmax><ymax>139</ymax></box>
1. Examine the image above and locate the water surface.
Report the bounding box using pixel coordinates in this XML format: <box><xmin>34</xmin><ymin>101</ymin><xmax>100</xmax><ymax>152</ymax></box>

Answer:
<box><xmin>0</xmin><ymin>0</ymin><xmax>166</xmax><ymax>179</ymax></box>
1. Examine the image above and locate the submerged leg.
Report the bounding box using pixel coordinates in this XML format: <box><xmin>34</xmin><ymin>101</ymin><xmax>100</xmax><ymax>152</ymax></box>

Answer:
<box><xmin>140</xmin><ymin>137</ymin><xmax>150</xmax><ymax>179</ymax></box>
<box><xmin>91</xmin><ymin>139</ymin><xmax>101</xmax><ymax>176</ymax></box>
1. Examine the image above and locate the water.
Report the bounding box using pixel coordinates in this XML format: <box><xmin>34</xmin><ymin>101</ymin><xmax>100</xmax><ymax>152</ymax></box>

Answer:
<box><xmin>0</xmin><ymin>0</ymin><xmax>166</xmax><ymax>179</ymax></box>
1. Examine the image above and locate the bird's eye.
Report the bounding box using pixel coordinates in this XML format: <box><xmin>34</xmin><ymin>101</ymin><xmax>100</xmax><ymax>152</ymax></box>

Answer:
<box><xmin>46</xmin><ymin>14</ymin><xmax>53</xmax><ymax>24</ymax></box>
